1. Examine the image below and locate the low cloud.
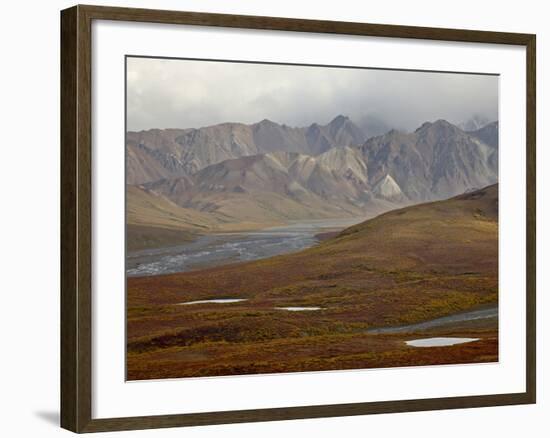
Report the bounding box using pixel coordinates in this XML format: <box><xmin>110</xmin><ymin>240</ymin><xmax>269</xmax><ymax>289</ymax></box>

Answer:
<box><xmin>127</xmin><ymin>57</ymin><xmax>498</xmax><ymax>132</ymax></box>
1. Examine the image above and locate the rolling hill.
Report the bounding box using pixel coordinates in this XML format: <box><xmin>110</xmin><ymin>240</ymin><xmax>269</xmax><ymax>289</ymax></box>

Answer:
<box><xmin>128</xmin><ymin>183</ymin><xmax>498</xmax><ymax>304</ymax></box>
<box><xmin>126</xmin><ymin>185</ymin><xmax>216</xmax><ymax>251</ymax></box>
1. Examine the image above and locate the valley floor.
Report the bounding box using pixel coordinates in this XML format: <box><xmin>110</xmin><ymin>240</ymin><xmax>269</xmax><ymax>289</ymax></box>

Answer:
<box><xmin>127</xmin><ymin>218</ymin><xmax>364</xmax><ymax>277</ymax></box>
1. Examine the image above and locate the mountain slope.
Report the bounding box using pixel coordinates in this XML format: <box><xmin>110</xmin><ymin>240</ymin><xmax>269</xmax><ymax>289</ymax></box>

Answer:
<box><xmin>468</xmin><ymin>121</ymin><xmax>499</xmax><ymax>172</ymax></box>
<box><xmin>126</xmin><ymin>185</ymin><xmax>216</xmax><ymax>250</ymax></box>
<box><xmin>468</xmin><ymin>121</ymin><xmax>498</xmax><ymax>148</ymax></box>
<box><xmin>371</xmin><ymin>174</ymin><xmax>406</xmax><ymax>202</ymax></box>
<box><xmin>127</xmin><ymin>185</ymin><xmax>214</xmax><ymax>230</ymax></box>
<box><xmin>337</xmin><ymin>183</ymin><xmax>498</xmax><ymax>273</ymax></box>
<box><xmin>126</xmin><ymin>129</ymin><xmax>191</xmax><ymax>184</ymax></box>
<box><xmin>126</xmin><ymin>116</ymin><xmax>367</xmax><ymax>183</ymax></box>
<box><xmin>142</xmin><ymin>147</ymin><xmax>402</xmax><ymax>225</ymax></box>
<box><xmin>360</xmin><ymin>120</ymin><xmax>497</xmax><ymax>202</ymax></box>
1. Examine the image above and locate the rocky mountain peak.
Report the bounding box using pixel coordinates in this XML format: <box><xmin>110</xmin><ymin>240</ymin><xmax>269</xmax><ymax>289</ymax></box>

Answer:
<box><xmin>415</xmin><ymin>119</ymin><xmax>463</xmax><ymax>141</ymax></box>
<box><xmin>416</xmin><ymin>119</ymin><xmax>454</xmax><ymax>131</ymax></box>
<box><xmin>329</xmin><ymin>114</ymin><xmax>350</xmax><ymax>126</ymax></box>
<box><xmin>257</xmin><ymin>118</ymin><xmax>276</xmax><ymax>126</ymax></box>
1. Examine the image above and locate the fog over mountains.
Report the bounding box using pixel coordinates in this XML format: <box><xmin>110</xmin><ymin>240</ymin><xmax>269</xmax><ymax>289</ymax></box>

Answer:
<box><xmin>127</xmin><ymin>58</ymin><xmax>498</xmax><ymax>133</ymax></box>
<box><xmin>126</xmin><ymin>116</ymin><xmax>498</xmax><ymax>230</ymax></box>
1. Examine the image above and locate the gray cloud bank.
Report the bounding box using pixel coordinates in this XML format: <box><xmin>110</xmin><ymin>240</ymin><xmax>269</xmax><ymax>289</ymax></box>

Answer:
<box><xmin>127</xmin><ymin>57</ymin><xmax>498</xmax><ymax>132</ymax></box>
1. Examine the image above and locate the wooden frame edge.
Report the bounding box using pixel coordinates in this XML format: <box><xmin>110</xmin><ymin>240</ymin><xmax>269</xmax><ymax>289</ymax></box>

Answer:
<box><xmin>60</xmin><ymin>4</ymin><xmax>537</xmax><ymax>433</ymax></box>
<box><xmin>525</xmin><ymin>33</ymin><xmax>536</xmax><ymax>404</ymax></box>
<box><xmin>61</xmin><ymin>4</ymin><xmax>77</xmax><ymax>432</ymax></box>
<box><xmin>61</xmin><ymin>5</ymin><xmax>93</xmax><ymax>432</ymax></box>
<box><xmin>79</xmin><ymin>392</ymin><xmax>533</xmax><ymax>433</ymax></box>
<box><xmin>77</xmin><ymin>4</ymin><xmax>535</xmax><ymax>44</ymax></box>
<box><xmin>61</xmin><ymin>5</ymin><xmax>80</xmax><ymax>432</ymax></box>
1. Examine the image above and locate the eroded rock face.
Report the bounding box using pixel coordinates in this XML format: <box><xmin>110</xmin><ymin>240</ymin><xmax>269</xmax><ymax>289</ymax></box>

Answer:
<box><xmin>360</xmin><ymin>119</ymin><xmax>498</xmax><ymax>202</ymax></box>
<box><xmin>126</xmin><ymin>115</ymin><xmax>368</xmax><ymax>184</ymax></box>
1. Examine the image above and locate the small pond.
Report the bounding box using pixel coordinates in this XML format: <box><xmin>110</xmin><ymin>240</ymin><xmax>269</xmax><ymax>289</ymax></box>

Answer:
<box><xmin>405</xmin><ymin>337</ymin><xmax>480</xmax><ymax>347</ymax></box>
<box><xmin>178</xmin><ymin>299</ymin><xmax>248</xmax><ymax>305</ymax></box>
<box><xmin>275</xmin><ymin>307</ymin><xmax>322</xmax><ymax>311</ymax></box>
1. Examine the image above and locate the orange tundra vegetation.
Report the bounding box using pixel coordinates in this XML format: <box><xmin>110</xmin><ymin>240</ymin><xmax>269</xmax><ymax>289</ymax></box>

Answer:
<box><xmin>126</xmin><ymin>185</ymin><xmax>498</xmax><ymax>380</ymax></box>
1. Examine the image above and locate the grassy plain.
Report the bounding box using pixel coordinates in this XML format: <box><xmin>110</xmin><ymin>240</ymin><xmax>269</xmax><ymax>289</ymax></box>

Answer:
<box><xmin>127</xmin><ymin>185</ymin><xmax>498</xmax><ymax>379</ymax></box>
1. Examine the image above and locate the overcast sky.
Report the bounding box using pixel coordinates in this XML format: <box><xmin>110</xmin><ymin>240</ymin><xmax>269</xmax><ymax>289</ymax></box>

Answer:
<box><xmin>126</xmin><ymin>57</ymin><xmax>498</xmax><ymax>132</ymax></box>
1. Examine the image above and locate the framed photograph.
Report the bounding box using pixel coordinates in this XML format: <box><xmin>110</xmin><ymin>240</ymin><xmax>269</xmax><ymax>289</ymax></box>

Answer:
<box><xmin>60</xmin><ymin>4</ymin><xmax>536</xmax><ymax>433</ymax></box>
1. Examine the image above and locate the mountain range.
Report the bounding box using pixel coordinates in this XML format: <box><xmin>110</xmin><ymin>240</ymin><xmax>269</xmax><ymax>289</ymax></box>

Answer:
<box><xmin>126</xmin><ymin>115</ymin><xmax>366</xmax><ymax>185</ymax></box>
<box><xmin>360</xmin><ymin>119</ymin><xmax>498</xmax><ymax>201</ymax></box>
<box><xmin>141</xmin><ymin>147</ymin><xmax>399</xmax><ymax>224</ymax></box>
<box><xmin>126</xmin><ymin>116</ymin><xmax>498</xmax><ymax>248</ymax></box>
